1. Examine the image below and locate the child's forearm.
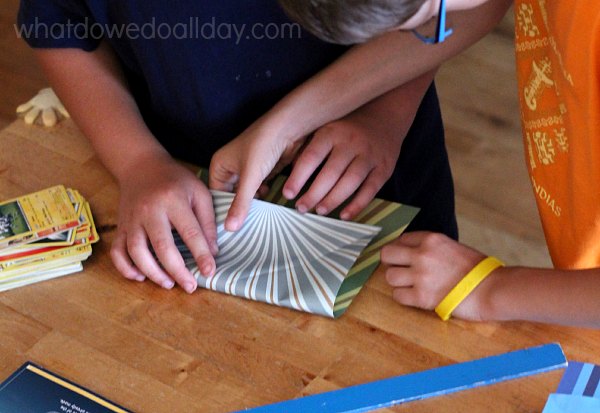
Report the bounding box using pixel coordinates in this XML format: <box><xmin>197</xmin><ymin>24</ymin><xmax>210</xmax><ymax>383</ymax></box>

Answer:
<box><xmin>480</xmin><ymin>266</ymin><xmax>600</xmax><ymax>328</ymax></box>
<box><xmin>260</xmin><ymin>0</ymin><xmax>513</xmax><ymax>143</ymax></box>
<box><xmin>346</xmin><ymin>69</ymin><xmax>436</xmax><ymax>135</ymax></box>
<box><xmin>35</xmin><ymin>42</ymin><xmax>171</xmax><ymax>182</ymax></box>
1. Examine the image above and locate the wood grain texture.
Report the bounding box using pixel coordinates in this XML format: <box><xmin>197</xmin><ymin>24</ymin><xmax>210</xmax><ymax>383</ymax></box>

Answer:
<box><xmin>0</xmin><ymin>0</ymin><xmax>47</xmax><ymax>130</ymax></box>
<box><xmin>0</xmin><ymin>119</ymin><xmax>599</xmax><ymax>413</ymax></box>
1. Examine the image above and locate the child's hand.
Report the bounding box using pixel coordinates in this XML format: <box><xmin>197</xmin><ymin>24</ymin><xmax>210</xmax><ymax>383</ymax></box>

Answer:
<box><xmin>283</xmin><ymin>115</ymin><xmax>403</xmax><ymax>220</ymax></box>
<box><xmin>209</xmin><ymin>122</ymin><xmax>307</xmax><ymax>230</ymax></box>
<box><xmin>211</xmin><ymin>75</ymin><xmax>432</xmax><ymax>231</ymax></box>
<box><xmin>110</xmin><ymin>155</ymin><xmax>218</xmax><ymax>294</ymax></box>
<box><xmin>380</xmin><ymin>232</ymin><xmax>491</xmax><ymax>321</ymax></box>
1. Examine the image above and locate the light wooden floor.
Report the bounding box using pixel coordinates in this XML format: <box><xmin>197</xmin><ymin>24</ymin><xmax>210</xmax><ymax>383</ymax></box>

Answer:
<box><xmin>437</xmin><ymin>12</ymin><xmax>551</xmax><ymax>267</ymax></box>
<box><xmin>0</xmin><ymin>0</ymin><xmax>47</xmax><ymax>129</ymax></box>
<box><xmin>0</xmin><ymin>3</ymin><xmax>551</xmax><ymax>268</ymax></box>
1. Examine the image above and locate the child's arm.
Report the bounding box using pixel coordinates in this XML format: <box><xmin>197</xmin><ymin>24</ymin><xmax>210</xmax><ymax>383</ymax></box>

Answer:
<box><xmin>381</xmin><ymin>232</ymin><xmax>600</xmax><ymax>328</ymax></box>
<box><xmin>36</xmin><ymin>42</ymin><xmax>218</xmax><ymax>293</ymax></box>
<box><xmin>211</xmin><ymin>69</ymin><xmax>437</xmax><ymax>221</ymax></box>
<box><xmin>215</xmin><ymin>0</ymin><xmax>513</xmax><ymax>230</ymax></box>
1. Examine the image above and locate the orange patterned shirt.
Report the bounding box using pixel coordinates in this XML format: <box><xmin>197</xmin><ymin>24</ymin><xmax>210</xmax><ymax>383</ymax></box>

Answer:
<box><xmin>514</xmin><ymin>0</ymin><xmax>600</xmax><ymax>269</ymax></box>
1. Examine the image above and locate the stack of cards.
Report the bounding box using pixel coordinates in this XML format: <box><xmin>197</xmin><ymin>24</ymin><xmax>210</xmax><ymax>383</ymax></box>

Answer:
<box><xmin>0</xmin><ymin>185</ymin><xmax>98</xmax><ymax>292</ymax></box>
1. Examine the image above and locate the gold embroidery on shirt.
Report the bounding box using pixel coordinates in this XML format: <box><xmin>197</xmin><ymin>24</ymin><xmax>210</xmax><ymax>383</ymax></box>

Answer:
<box><xmin>523</xmin><ymin>115</ymin><xmax>563</xmax><ymax>130</ymax></box>
<box><xmin>537</xmin><ymin>0</ymin><xmax>549</xmax><ymax>29</ymax></box>
<box><xmin>517</xmin><ymin>3</ymin><xmax>540</xmax><ymax>38</ymax></box>
<box><xmin>536</xmin><ymin>0</ymin><xmax>574</xmax><ymax>86</ymax></box>
<box><xmin>531</xmin><ymin>176</ymin><xmax>562</xmax><ymax>217</ymax></box>
<box><xmin>532</xmin><ymin>130</ymin><xmax>556</xmax><ymax>165</ymax></box>
<box><xmin>559</xmin><ymin>103</ymin><xmax>567</xmax><ymax>115</ymax></box>
<box><xmin>524</xmin><ymin>58</ymin><xmax>554</xmax><ymax>111</ymax></box>
<box><xmin>554</xmin><ymin>128</ymin><xmax>569</xmax><ymax>153</ymax></box>
<box><xmin>526</xmin><ymin>132</ymin><xmax>537</xmax><ymax>170</ymax></box>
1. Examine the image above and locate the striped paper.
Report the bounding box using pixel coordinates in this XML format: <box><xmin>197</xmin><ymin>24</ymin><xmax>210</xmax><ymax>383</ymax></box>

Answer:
<box><xmin>177</xmin><ymin>173</ymin><xmax>419</xmax><ymax>318</ymax></box>
<box><xmin>542</xmin><ymin>362</ymin><xmax>600</xmax><ymax>413</ymax></box>
<box><xmin>556</xmin><ymin>362</ymin><xmax>600</xmax><ymax>398</ymax></box>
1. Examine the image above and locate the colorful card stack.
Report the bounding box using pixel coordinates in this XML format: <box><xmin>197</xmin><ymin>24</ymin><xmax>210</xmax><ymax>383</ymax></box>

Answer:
<box><xmin>0</xmin><ymin>185</ymin><xmax>98</xmax><ymax>291</ymax></box>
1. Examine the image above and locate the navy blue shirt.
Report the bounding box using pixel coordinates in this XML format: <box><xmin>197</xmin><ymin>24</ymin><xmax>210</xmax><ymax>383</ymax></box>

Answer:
<box><xmin>18</xmin><ymin>0</ymin><xmax>458</xmax><ymax>238</ymax></box>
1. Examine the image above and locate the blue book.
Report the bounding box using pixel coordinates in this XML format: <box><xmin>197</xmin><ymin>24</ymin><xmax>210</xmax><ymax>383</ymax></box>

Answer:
<box><xmin>0</xmin><ymin>362</ymin><xmax>131</xmax><ymax>413</ymax></box>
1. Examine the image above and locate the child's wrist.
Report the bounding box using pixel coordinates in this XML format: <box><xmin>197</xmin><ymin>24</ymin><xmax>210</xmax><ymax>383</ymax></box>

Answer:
<box><xmin>263</xmin><ymin>92</ymin><xmax>332</xmax><ymax>144</ymax></box>
<box><xmin>114</xmin><ymin>149</ymin><xmax>172</xmax><ymax>184</ymax></box>
<box><xmin>472</xmin><ymin>265</ymin><xmax>513</xmax><ymax>322</ymax></box>
<box><xmin>435</xmin><ymin>256</ymin><xmax>504</xmax><ymax>321</ymax></box>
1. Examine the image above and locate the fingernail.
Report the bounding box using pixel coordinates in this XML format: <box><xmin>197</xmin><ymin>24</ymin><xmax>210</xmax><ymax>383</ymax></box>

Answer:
<box><xmin>316</xmin><ymin>206</ymin><xmax>327</xmax><ymax>215</ymax></box>
<box><xmin>297</xmin><ymin>204</ymin><xmax>307</xmax><ymax>214</ymax></box>
<box><xmin>226</xmin><ymin>217</ymin><xmax>240</xmax><ymax>232</ymax></box>
<box><xmin>283</xmin><ymin>189</ymin><xmax>295</xmax><ymax>199</ymax></box>
<box><xmin>135</xmin><ymin>275</ymin><xmax>146</xmax><ymax>282</ymax></box>
<box><xmin>340</xmin><ymin>212</ymin><xmax>350</xmax><ymax>221</ymax></box>
<box><xmin>184</xmin><ymin>282</ymin><xmax>197</xmax><ymax>294</ymax></box>
<box><xmin>162</xmin><ymin>280</ymin><xmax>175</xmax><ymax>290</ymax></box>
<box><xmin>201</xmin><ymin>263</ymin><xmax>214</xmax><ymax>277</ymax></box>
<box><xmin>211</xmin><ymin>241</ymin><xmax>220</xmax><ymax>255</ymax></box>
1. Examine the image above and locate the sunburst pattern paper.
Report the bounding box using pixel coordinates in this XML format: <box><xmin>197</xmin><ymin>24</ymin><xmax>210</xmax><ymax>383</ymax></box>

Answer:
<box><xmin>174</xmin><ymin>172</ymin><xmax>419</xmax><ymax>318</ymax></box>
<box><xmin>178</xmin><ymin>191</ymin><xmax>380</xmax><ymax>317</ymax></box>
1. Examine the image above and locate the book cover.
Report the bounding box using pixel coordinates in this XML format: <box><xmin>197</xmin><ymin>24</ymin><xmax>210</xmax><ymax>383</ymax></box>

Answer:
<box><xmin>0</xmin><ymin>362</ymin><xmax>131</xmax><ymax>413</ymax></box>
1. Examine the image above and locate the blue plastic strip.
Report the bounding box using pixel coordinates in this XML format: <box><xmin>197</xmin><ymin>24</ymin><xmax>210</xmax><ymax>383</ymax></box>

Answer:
<box><xmin>235</xmin><ymin>344</ymin><xmax>567</xmax><ymax>413</ymax></box>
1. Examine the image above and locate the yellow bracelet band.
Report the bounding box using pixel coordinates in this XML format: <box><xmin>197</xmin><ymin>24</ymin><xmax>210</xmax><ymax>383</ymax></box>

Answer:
<box><xmin>435</xmin><ymin>256</ymin><xmax>504</xmax><ymax>321</ymax></box>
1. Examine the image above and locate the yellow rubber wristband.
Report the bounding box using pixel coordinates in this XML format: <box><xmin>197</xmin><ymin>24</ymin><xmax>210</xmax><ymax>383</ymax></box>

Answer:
<box><xmin>435</xmin><ymin>256</ymin><xmax>504</xmax><ymax>321</ymax></box>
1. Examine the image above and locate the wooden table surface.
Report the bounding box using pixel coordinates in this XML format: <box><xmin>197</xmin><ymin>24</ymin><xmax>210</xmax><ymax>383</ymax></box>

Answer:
<box><xmin>0</xmin><ymin>119</ymin><xmax>599</xmax><ymax>413</ymax></box>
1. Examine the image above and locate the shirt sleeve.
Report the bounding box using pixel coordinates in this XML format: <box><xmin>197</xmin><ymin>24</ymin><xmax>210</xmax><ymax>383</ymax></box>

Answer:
<box><xmin>17</xmin><ymin>0</ymin><xmax>101</xmax><ymax>51</ymax></box>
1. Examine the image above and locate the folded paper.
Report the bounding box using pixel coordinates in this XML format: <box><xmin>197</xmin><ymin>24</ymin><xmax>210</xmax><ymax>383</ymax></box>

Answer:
<box><xmin>543</xmin><ymin>361</ymin><xmax>600</xmax><ymax>412</ymax></box>
<box><xmin>555</xmin><ymin>361</ymin><xmax>600</xmax><ymax>397</ymax></box>
<box><xmin>175</xmin><ymin>173</ymin><xmax>419</xmax><ymax>318</ymax></box>
<box><xmin>543</xmin><ymin>393</ymin><xmax>600</xmax><ymax>413</ymax></box>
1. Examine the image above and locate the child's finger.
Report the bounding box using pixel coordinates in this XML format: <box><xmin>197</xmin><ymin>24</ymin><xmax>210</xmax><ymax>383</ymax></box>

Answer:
<box><xmin>397</xmin><ymin>231</ymin><xmax>433</xmax><ymax>248</ymax></box>
<box><xmin>191</xmin><ymin>187</ymin><xmax>219</xmax><ymax>256</ymax></box>
<box><xmin>283</xmin><ymin>138</ymin><xmax>332</xmax><ymax>200</ymax></box>
<box><xmin>385</xmin><ymin>267</ymin><xmax>415</xmax><ymax>288</ymax></box>
<box><xmin>380</xmin><ymin>243</ymin><xmax>414</xmax><ymax>266</ymax></box>
<box><xmin>392</xmin><ymin>288</ymin><xmax>422</xmax><ymax>308</ymax></box>
<box><xmin>145</xmin><ymin>216</ymin><xmax>198</xmax><ymax>294</ymax></box>
<box><xmin>110</xmin><ymin>232</ymin><xmax>145</xmax><ymax>282</ymax></box>
<box><xmin>224</xmin><ymin>157</ymin><xmax>266</xmax><ymax>232</ymax></box>
<box><xmin>171</xmin><ymin>196</ymin><xmax>216</xmax><ymax>274</ymax></box>
<box><xmin>126</xmin><ymin>229</ymin><xmax>176</xmax><ymax>290</ymax></box>
<box><xmin>295</xmin><ymin>150</ymin><xmax>355</xmax><ymax>214</ymax></box>
<box><xmin>208</xmin><ymin>158</ymin><xmax>238</xmax><ymax>193</ymax></box>
<box><xmin>339</xmin><ymin>172</ymin><xmax>386</xmax><ymax>220</ymax></box>
<box><xmin>314</xmin><ymin>158</ymin><xmax>373</xmax><ymax>216</ymax></box>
